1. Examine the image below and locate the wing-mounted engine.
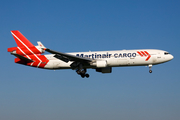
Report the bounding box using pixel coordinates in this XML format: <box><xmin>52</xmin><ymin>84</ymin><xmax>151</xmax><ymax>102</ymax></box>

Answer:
<box><xmin>96</xmin><ymin>67</ymin><xmax>112</xmax><ymax>73</ymax></box>
<box><xmin>91</xmin><ymin>60</ymin><xmax>107</xmax><ymax>68</ymax></box>
<box><xmin>92</xmin><ymin>60</ymin><xmax>112</xmax><ymax>73</ymax></box>
<box><xmin>96</xmin><ymin>60</ymin><xmax>107</xmax><ymax>67</ymax></box>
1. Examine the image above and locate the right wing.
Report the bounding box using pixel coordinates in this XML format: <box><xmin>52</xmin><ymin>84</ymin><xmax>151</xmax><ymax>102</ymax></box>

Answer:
<box><xmin>45</xmin><ymin>48</ymin><xmax>92</xmax><ymax>63</ymax></box>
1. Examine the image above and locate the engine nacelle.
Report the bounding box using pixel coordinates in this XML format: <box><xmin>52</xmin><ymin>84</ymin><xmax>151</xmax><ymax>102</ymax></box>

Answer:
<box><xmin>96</xmin><ymin>60</ymin><xmax>107</xmax><ymax>68</ymax></box>
<box><xmin>96</xmin><ymin>67</ymin><xmax>112</xmax><ymax>73</ymax></box>
<box><xmin>35</xmin><ymin>45</ymin><xmax>45</xmax><ymax>53</ymax></box>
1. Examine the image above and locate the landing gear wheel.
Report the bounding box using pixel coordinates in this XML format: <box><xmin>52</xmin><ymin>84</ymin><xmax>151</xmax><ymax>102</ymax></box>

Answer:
<box><xmin>81</xmin><ymin>74</ymin><xmax>85</xmax><ymax>78</ymax></box>
<box><xmin>81</xmin><ymin>70</ymin><xmax>86</xmax><ymax>74</ymax></box>
<box><xmin>85</xmin><ymin>74</ymin><xmax>89</xmax><ymax>78</ymax></box>
<box><xmin>76</xmin><ymin>70</ymin><xmax>81</xmax><ymax>75</ymax></box>
<box><xmin>76</xmin><ymin>68</ymin><xmax>90</xmax><ymax>78</ymax></box>
<box><xmin>148</xmin><ymin>64</ymin><xmax>152</xmax><ymax>73</ymax></box>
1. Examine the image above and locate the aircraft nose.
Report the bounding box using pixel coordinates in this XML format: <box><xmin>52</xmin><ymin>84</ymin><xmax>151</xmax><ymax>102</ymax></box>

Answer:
<box><xmin>170</xmin><ymin>54</ymin><xmax>174</xmax><ymax>60</ymax></box>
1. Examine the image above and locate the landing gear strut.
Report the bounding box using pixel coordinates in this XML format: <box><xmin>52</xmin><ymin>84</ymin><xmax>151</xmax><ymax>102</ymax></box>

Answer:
<box><xmin>76</xmin><ymin>69</ymin><xmax>90</xmax><ymax>78</ymax></box>
<box><xmin>148</xmin><ymin>64</ymin><xmax>152</xmax><ymax>73</ymax></box>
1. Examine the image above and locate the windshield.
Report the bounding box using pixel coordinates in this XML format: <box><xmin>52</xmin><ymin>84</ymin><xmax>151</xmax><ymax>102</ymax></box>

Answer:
<box><xmin>164</xmin><ymin>52</ymin><xmax>170</xmax><ymax>55</ymax></box>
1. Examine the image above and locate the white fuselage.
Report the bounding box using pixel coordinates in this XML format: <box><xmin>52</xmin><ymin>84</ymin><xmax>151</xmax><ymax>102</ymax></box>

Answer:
<box><xmin>8</xmin><ymin>30</ymin><xmax>174</xmax><ymax>77</ymax></box>
<box><xmin>44</xmin><ymin>49</ymin><xmax>174</xmax><ymax>69</ymax></box>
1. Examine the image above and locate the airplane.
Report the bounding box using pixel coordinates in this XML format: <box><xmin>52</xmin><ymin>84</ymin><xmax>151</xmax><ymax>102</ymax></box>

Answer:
<box><xmin>7</xmin><ymin>30</ymin><xmax>174</xmax><ymax>78</ymax></box>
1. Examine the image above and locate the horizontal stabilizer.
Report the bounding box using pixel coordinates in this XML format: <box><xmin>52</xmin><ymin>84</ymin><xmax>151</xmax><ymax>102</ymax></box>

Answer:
<box><xmin>11</xmin><ymin>53</ymin><xmax>34</xmax><ymax>62</ymax></box>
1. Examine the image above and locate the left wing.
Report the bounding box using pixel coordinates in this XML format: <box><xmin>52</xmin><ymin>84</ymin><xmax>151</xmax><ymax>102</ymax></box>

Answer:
<box><xmin>45</xmin><ymin>48</ymin><xmax>92</xmax><ymax>63</ymax></box>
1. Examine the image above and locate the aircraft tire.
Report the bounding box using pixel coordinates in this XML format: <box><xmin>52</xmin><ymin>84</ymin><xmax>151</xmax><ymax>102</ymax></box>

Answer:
<box><xmin>81</xmin><ymin>74</ymin><xmax>85</xmax><ymax>78</ymax></box>
<box><xmin>85</xmin><ymin>74</ymin><xmax>89</xmax><ymax>78</ymax></box>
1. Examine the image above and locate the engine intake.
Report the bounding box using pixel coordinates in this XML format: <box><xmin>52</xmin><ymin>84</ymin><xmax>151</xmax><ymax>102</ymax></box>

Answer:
<box><xmin>96</xmin><ymin>60</ymin><xmax>107</xmax><ymax>68</ymax></box>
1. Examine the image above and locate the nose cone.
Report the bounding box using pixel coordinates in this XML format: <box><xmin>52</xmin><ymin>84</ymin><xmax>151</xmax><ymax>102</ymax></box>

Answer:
<box><xmin>170</xmin><ymin>54</ymin><xmax>174</xmax><ymax>60</ymax></box>
<box><xmin>166</xmin><ymin>54</ymin><xmax>174</xmax><ymax>62</ymax></box>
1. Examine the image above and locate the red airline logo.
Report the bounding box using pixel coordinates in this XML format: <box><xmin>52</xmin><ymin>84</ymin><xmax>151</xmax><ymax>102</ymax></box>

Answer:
<box><xmin>137</xmin><ymin>51</ymin><xmax>151</xmax><ymax>61</ymax></box>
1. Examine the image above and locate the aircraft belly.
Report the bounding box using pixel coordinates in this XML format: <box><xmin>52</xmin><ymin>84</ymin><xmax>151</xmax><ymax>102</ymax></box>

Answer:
<box><xmin>107</xmin><ymin>58</ymin><xmax>128</xmax><ymax>66</ymax></box>
<box><xmin>44</xmin><ymin>60</ymin><xmax>71</xmax><ymax>69</ymax></box>
<box><xmin>133</xmin><ymin>56</ymin><xmax>156</xmax><ymax>65</ymax></box>
<box><xmin>127</xmin><ymin>58</ymin><xmax>136</xmax><ymax>65</ymax></box>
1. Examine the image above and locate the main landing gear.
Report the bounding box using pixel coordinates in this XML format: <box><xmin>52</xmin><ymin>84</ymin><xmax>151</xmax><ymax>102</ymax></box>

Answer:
<box><xmin>71</xmin><ymin>62</ymin><xmax>90</xmax><ymax>78</ymax></box>
<box><xmin>76</xmin><ymin>69</ymin><xmax>90</xmax><ymax>78</ymax></box>
<box><xmin>148</xmin><ymin>64</ymin><xmax>152</xmax><ymax>73</ymax></box>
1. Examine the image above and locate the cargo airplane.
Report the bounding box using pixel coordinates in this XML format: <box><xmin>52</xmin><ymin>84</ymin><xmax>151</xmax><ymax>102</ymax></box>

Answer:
<box><xmin>8</xmin><ymin>30</ymin><xmax>174</xmax><ymax>78</ymax></box>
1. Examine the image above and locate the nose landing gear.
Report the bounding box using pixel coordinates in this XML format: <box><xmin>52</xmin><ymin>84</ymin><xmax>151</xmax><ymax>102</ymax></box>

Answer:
<box><xmin>148</xmin><ymin>64</ymin><xmax>152</xmax><ymax>73</ymax></box>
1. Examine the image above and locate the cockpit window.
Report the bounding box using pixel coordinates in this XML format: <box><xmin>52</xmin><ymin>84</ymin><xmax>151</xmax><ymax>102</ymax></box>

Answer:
<box><xmin>164</xmin><ymin>52</ymin><xmax>170</xmax><ymax>55</ymax></box>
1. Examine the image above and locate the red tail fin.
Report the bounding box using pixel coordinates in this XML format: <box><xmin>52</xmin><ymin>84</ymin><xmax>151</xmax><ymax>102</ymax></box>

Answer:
<box><xmin>9</xmin><ymin>30</ymin><xmax>49</xmax><ymax>68</ymax></box>
<box><xmin>11</xmin><ymin>30</ymin><xmax>34</xmax><ymax>47</ymax></box>
<box><xmin>10</xmin><ymin>30</ymin><xmax>42</xmax><ymax>55</ymax></box>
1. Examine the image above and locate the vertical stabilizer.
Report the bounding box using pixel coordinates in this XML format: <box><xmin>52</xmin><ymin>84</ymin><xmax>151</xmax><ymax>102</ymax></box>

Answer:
<box><xmin>9</xmin><ymin>30</ymin><xmax>49</xmax><ymax>68</ymax></box>
<box><xmin>10</xmin><ymin>30</ymin><xmax>42</xmax><ymax>55</ymax></box>
<box><xmin>11</xmin><ymin>30</ymin><xmax>34</xmax><ymax>47</ymax></box>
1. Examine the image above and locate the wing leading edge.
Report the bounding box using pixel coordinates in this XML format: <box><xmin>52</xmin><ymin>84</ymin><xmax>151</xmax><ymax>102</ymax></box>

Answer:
<box><xmin>45</xmin><ymin>48</ymin><xmax>92</xmax><ymax>63</ymax></box>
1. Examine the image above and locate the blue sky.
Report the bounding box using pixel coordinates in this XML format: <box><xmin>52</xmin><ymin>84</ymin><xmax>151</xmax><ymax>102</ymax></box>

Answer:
<box><xmin>0</xmin><ymin>0</ymin><xmax>180</xmax><ymax>120</ymax></box>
